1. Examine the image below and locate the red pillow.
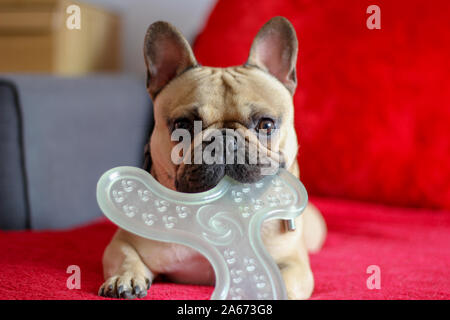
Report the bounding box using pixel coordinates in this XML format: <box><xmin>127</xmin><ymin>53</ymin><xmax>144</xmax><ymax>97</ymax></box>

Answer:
<box><xmin>193</xmin><ymin>0</ymin><xmax>450</xmax><ymax>210</ymax></box>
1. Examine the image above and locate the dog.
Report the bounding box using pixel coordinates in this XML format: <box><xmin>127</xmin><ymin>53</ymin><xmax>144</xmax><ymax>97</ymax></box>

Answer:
<box><xmin>99</xmin><ymin>16</ymin><xmax>326</xmax><ymax>300</ymax></box>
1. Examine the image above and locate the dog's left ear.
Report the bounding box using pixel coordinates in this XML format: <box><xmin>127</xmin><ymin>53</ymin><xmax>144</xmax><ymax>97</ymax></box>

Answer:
<box><xmin>247</xmin><ymin>17</ymin><xmax>298</xmax><ymax>95</ymax></box>
<box><xmin>144</xmin><ymin>21</ymin><xmax>197</xmax><ymax>100</ymax></box>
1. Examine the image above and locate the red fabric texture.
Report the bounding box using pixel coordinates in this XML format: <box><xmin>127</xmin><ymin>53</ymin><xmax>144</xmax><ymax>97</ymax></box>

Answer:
<box><xmin>193</xmin><ymin>0</ymin><xmax>450</xmax><ymax>210</ymax></box>
<box><xmin>0</xmin><ymin>197</ymin><xmax>449</xmax><ymax>300</ymax></box>
<box><xmin>2</xmin><ymin>0</ymin><xmax>448</xmax><ymax>301</ymax></box>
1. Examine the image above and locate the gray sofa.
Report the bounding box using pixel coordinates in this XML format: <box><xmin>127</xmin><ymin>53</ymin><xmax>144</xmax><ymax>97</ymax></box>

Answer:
<box><xmin>0</xmin><ymin>74</ymin><xmax>153</xmax><ymax>230</ymax></box>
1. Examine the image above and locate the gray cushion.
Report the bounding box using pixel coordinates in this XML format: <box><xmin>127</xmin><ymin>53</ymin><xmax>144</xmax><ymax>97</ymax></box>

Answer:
<box><xmin>0</xmin><ymin>80</ymin><xmax>30</xmax><ymax>229</ymax></box>
<box><xmin>0</xmin><ymin>74</ymin><xmax>153</xmax><ymax>230</ymax></box>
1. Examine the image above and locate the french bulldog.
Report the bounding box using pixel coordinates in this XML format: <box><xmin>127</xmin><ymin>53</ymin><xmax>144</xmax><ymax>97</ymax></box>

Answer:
<box><xmin>99</xmin><ymin>16</ymin><xmax>326</xmax><ymax>300</ymax></box>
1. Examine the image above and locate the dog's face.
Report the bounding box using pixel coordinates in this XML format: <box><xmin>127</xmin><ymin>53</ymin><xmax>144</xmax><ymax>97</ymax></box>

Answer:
<box><xmin>144</xmin><ymin>17</ymin><xmax>299</xmax><ymax>192</ymax></box>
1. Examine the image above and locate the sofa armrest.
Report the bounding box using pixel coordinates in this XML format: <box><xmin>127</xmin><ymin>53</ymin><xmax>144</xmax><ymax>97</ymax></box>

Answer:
<box><xmin>0</xmin><ymin>80</ymin><xmax>29</xmax><ymax>229</ymax></box>
<box><xmin>0</xmin><ymin>74</ymin><xmax>153</xmax><ymax>230</ymax></box>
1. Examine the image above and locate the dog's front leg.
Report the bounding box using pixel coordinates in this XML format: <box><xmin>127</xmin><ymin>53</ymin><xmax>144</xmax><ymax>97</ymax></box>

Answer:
<box><xmin>264</xmin><ymin>216</ymin><xmax>314</xmax><ymax>300</ymax></box>
<box><xmin>99</xmin><ymin>230</ymin><xmax>155</xmax><ymax>299</ymax></box>
<box><xmin>279</xmin><ymin>247</ymin><xmax>314</xmax><ymax>300</ymax></box>
<box><xmin>281</xmin><ymin>215</ymin><xmax>315</xmax><ymax>300</ymax></box>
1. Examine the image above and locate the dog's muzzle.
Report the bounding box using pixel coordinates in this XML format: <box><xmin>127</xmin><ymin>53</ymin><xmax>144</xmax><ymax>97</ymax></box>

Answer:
<box><xmin>174</xmin><ymin>130</ymin><xmax>282</xmax><ymax>193</ymax></box>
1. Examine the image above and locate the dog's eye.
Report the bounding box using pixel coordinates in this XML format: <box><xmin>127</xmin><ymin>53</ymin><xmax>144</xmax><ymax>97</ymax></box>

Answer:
<box><xmin>173</xmin><ymin>118</ymin><xmax>193</xmax><ymax>131</ymax></box>
<box><xmin>256</xmin><ymin>118</ymin><xmax>275</xmax><ymax>135</ymax></box>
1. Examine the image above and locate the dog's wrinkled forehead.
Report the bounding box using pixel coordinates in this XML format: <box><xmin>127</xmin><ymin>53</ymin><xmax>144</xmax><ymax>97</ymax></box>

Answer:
<box><xmin>144</xmin><ymin>17</ymin><xmax>298</xmax><ymax>128</ymax></box>
<box><xmin>154</xmin><ymin>65</ymin><xmax>294</xmax><ymax>128</ymax></box>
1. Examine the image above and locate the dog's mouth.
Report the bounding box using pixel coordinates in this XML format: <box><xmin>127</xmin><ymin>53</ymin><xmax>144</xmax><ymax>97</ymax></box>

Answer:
<box><xmin>175</xmin><ymin>163</ymin><xmax>265</xmax><ymax>193</ymax></box>
<box><xmin>174</xmin><ymin>130</ymin><xmax>285</xmax><ymax>193</ymax></box>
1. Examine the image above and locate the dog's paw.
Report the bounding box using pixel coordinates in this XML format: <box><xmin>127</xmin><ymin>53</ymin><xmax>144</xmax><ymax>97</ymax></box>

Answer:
<box><xmin>98</xmin><ymin>273</ymin><xmax>151</xmax><ymax>299</ymax></box>
<box><xmin>282</xmin><ymin>263</ymin><xmax>314</xmax><ymax>300</ymax></box>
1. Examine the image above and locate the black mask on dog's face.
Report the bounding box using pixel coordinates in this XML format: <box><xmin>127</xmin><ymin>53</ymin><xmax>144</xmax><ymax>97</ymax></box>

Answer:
<box><xmin>173</xmin><ymin>127</ymin><xmax>284</xmax><ymax>193</ymax></box>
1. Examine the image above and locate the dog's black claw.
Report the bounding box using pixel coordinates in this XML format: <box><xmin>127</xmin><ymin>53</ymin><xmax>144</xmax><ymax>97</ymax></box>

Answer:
<box><xmin>122</xmin><ymin>290</ymin><xmax>135</xmax><ymax>299</ymax></box>
<box><xmin>105</xmin><ymin>284</ymin><xmax>116</xmax><ymax>298</ymax></box>
<box><xmin>100</xmin><ymin>278</ymin><xmax>150</xmax><ymax>299</ymax></box>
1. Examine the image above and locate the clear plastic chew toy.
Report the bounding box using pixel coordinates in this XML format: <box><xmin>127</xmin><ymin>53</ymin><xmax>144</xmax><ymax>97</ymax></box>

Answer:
<box><xmin>96</xmin><ymin>166</ymin><xmax>308</xmax><ymax>300</ymax></box>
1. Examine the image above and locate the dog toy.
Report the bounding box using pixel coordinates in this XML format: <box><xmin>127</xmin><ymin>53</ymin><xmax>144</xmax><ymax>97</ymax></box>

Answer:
<box><xmin>96</xmin><ymin>166</ymin><xmax>308</xmax><ymax>300</ymax></box>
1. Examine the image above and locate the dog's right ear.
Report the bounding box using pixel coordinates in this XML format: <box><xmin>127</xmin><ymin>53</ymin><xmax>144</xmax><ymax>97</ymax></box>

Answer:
<box><xmin>247</xmin><ymin>17</ymin><xmax>298</xmax><ymax>95</ymax></box>
<box><xmin>144</xmin><ymin>21</ymin><xmax>197</xmax><ymax>100</ymax></box>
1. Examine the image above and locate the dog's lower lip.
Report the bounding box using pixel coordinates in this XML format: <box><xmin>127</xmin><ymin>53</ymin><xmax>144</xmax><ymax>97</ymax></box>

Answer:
<box><xmin>175</xmin><ymin>171</ymin><xmax>225</xmax><ymax>193</ymax></box>
<box><xmin>175</xmin><ymin>181</ymin><xmax>221</xmax><ymax>193</ymax></box>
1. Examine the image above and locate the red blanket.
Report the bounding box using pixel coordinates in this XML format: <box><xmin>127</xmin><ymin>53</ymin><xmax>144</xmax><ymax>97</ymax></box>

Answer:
<box><xmin>1</xmin><ymin>197</ymin><xmax>449</xmax><ymax>300</ymax></box>
<box><xmin>193</xmin><ymin>0</ymin><xmax>450</xmax><ymax>211</ymax></box>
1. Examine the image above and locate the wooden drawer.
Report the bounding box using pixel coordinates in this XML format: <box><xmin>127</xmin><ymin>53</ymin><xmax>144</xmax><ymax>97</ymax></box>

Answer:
<box><xmin>0</xmin><ymin>0</ymin><xmax>121</xmax><ymax>75</ymax></box>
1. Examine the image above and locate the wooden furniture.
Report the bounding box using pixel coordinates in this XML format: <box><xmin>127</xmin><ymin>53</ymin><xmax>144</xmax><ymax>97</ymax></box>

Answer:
<box><xmin>0</xmin><ymin>0</ymin><xmax>121</xmax><ymax>75</ymax></box>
